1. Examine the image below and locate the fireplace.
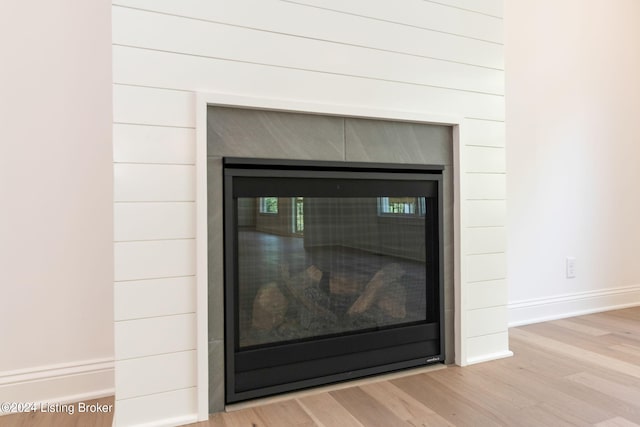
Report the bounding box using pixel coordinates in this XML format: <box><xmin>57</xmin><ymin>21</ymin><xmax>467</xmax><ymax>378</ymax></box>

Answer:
<box><xmin>222</xmin><ymin>157</ymin><xmax>444</xmax><ymax>403</ymax></box>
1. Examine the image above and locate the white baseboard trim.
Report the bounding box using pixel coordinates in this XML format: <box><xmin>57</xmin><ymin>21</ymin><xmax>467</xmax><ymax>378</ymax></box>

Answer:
<box><xmin>466</xmin><ymin>350</ymin><xmax>514</xmax><ymax>366</ymax></box>
<box><xmin>508</xmin><ymin>285</ymin><xmax>640</xmax><ymax>327</ymax></box>
<box><xmin>131</xmin><ymin>415</ymin><xmax>199</xmax><ymax>427</ymax></box>
<box><xmin>0</xmin><ymin>358</ymin><xmax>114</xmax><ymax>416</ymax></box>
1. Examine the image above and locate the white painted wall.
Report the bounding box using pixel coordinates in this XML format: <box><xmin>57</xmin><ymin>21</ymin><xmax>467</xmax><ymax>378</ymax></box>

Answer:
<box><xmin>112</xmin><ymin>0</ymin><xmax>507</xmax><ymax>425</ymax></box>
<box><xmin>506</xmin><ymin>0</ymin><xmax>640</xmax><ymax>325</ymax></box>
<box><xmin>0</xmin><ymin>1</ymin><xmax>114</xmax><ymax>405</ymax></box>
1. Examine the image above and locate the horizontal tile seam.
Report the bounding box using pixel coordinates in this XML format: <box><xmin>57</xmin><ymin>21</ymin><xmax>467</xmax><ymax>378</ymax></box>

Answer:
<box><xmin>114</xmin><ymin>386</ymin><xmax>197</xmax><ymax>403</ymax></box>
<box><xmin>113</xmin><ymin>121</ymin><xmax>195</xmax><ymax>130</ymax></box>
<box><xmin>115</xmin><ymin>312</ymin><xmax>196</xmax><ymax>324</ymax></box>
<box><xmin>463</xmin><ymin>117</ymin><xmax>505</xmax><ymax>123</ymax></box>
<box><xmin>114</xmin><ymin>201</ymin><xmax>196</xmax><ymax>205</ymax></box>
<box><xmin>423</xmin><ymin>0</ymin><xmax>503</xmax><ymax>19</ymax></box>
<box><xmin>113</xmin><ymin>82</ymin><xmax>194</xmax><ymax>94</ymax></box>
<box><xmin>114</xmin><ymin>238</ymin><xmax>195</xmax><ymax>243</ymax></box>
<box><xmin>112</xmin><ymin>83</ymin><xmax>505</xmax><ymax>122</ymax></box>
<box><xmin>115</xmin><ymin>275</ymin><xmax>197</xmax><ymax>284</ymax></box>
<box><xmin>117</xmin><ymin>386</ymin><xmax>198</xmax><ymax>404</ymax></box>
<box><xmin>467</xmin><ymin>304</ymin><xmax>507</xmax><ymax>312</ymax></box>
<box><xmin>114</xmin><ymin>199</ymin><xmax>196</xmax><ymax>203</ymax></box>
<box><xmin>115</xmin><ymin>349</ymin><xmax>196</xmax><ymax>364</ymax></box>
<box><xmin>113</xmin><ymin>237</ymin><xmax>196</xmax><ymax>245</ymax></box>
<box><xmin>465</xmin><ymin>171</ymin><xmax>506</xmax><ymax>175</ymax></box>
<box><xmin>115</xmin><ymin>310</ymin><xmax>197</xmax><ymax>323</ymax></box>
<box><xmin>464</xmin><ymin>145</ymin><xmax>505</xmax><ymax>150</ymax></box>
<box><xmin>466</xmin><ymin>251</ymin><xmax>505</xmax><ymax>257</ymax></box>
<box><xmin>464</xmin><ymin>144</ymin><xmax>505</xmax><ymax>149</ymax></box>
<box><xmin>465</xmin><ymin>278</ymin><xmax>506</xmax><ymax>284</ymax></box>
<box><xmin>114</xmin><ymin>279</ymin><xmax>194</xmax><ymax>288</ymax></box>
<box><xmin>465</xmin><ymin>251</ymin><xmax>506</xmax><ymax>257</ymax></box>
<box><xmin>114</xmin><ymin>122</ymin><xmax>195</xmax><ymax>130</ymax></box>
<box><xmin>114</xmin><ymin>161</ymin><xmax>196</xmax><ymax>166</ymax></box>
<box><xmin>466</xmin><ymin>330</ymin><xmax>508</xmax><ymax>339</ymax></box>
<box><xmin>466</xmin><ymin>277</ymin><xmax>507</xmax><ymax>284</ymax></box>
<box><xmin>114</xmin><ymin>274</ymin><xmax>196</xmax><ymax>284</ymax></box>
<box><xmin>114</xmin><ymin>275</ymin><xmax>196</xmax><ymax>285</ymax></box>
<box><xmin>280</xmin><ymin>0</ymin><xmax>504</xmax><ymax>45</ymax></box>
<box><xmin>465</xmin><ymin>226</ymin><xmax>505</xmax><ymax>230</ymax></box>
<box><xmin>465</xmin><ymin>172</ymin><xmax>506</xmax><ymax>176</ymax></box>
<box><xmin>112</xmin><ymin>44</ymin><xmax>506</xmax><ymax>97</ymax></box>
<box><xmin>117</xmin><ymin>384</ymin><xmax>198</xmax><ymax>403</ymax></box>
<box><xmin>467</xmin><ymin>280</ymin><xmax>507</xmax><ymax>287</ymax></box>
<box><xmin>112</xmin><ymin>4</ymin><xmax>504</xmax><ymax>71</ymax></box>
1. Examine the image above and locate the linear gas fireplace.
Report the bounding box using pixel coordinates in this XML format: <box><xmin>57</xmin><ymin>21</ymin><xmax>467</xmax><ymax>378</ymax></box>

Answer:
<box><xmin>222</xmin><ymin>157</ymin><xmax>444</xmax><ymax>403</ymax></box>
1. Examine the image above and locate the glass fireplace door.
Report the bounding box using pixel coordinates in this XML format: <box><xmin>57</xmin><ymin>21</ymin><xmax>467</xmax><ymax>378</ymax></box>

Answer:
<box><xmin>237</xmin><ymin>195</ymin><xmax>432</xmax><ymax>349</ymax></box>
<box><xmin>223</xmin><ymin>158</ymin><xmax>444</xmax><ymax>403</ymax></box>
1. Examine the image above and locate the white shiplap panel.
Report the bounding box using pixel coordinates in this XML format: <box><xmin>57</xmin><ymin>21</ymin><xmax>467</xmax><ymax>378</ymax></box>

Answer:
<box><xmin>115</xmin><ymin>387</ymin><xmax>197</xmax><ymax>427</ymax></box>
<box><xmin>287</xmin><ymin>0</ymin><xmax>503</xmax><ymax>43</ymax></box>
<box><xmin>114</xmin><ymin>239</ymin><xmax>196</xmax><ymax>282</ymax></box>
<box><xmin>467</xmin><ymin>253</ymin><xmax>506</xmax><ymax>282</ymax></box>
<box><xmin>433</xmin><ymin>0</ymin><xmax>503</xmax><ymax>18</ymax></box>
<box><xmin>466</xmin><ymin>306</ymin><xmax>508</xmax><ymax>337</ymax></box>
<box><xmin>466</xmin><ymin>332</ymin><xmax>509</xmax><ymax>363</ymax></box>
<box><xmin>465</xmin><ymin>227</ymin><xmax>506</xmax><ymax>254</ymax></box>
<box><xmin>113</xmin><ymin>47</ymin><xmax>505</xmax><ymax>121</ymax></box>
<box><xmin>466</xmin><ymin>279</ymin><xmax>508</xmax><ymax>310</ymax></box>
<box><xmin>112</xmin><ymin>7</ymin><xmax>503</xmax><ymax>95</ymax></box>
<box><xmin>111</xmin><ymin>0</ymin><xmax>508</xmax><ymax>420</ymax></box>
<box><xmin>113</xmin><ymin>124</ymin><xmax>196</xmax><ymax>164</ymax></box>
<box><xmin>465</xmin><ymin>173</ymin><xmax>506</xmax><ymax>200</ymax></box>
<box><xmin>114</xmin><ymin>164</ymin><xmax>195</xmax><ymax>202</ymax></box>
<box><xmin>113</xmin><ymin>84</ymin><xmax>195</xmax><ymax>128</ymax></box>
<box><xmin>464</xmin><ymin>119</ymin><xmax>505</xmax><ymax>147</ymax></box>
<box><xmin>114</xmin><ymin>314</ymin><xmax>196</xmax><ymax>360</ymax></box>
<box><xmin>114</xmin><ymin>276</ymin><xmax>196</xmax><ymax>321</ymax></box>
<box><xmin>465</xmin><ymin>200</ymin><xmax>506</xmax><ymax>227</ymax></box>
<box><xmin>115</xmin><ymin>351</ymin><xmax>196</xmax><ymax>399</ymax></box>
<box><xmin>114</xmin><ymin>202</ymin><xmax>195</xmax><ymax>241</ymax></box>
<box><xmin>113</xmin><ymin>0</ymin><xmax>503</xmax><ymax>69</ymax></box>
<box><xmin>464</xmin><ymin>146</ymin><xmax>505</xmax><ymax>173</ymax></box>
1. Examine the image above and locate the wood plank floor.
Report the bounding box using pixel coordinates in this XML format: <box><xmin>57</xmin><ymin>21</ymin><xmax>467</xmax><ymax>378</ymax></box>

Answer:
<box><xmin>2</xmin><ymin>308</ymin><xmax>638</xmax><ymax>426</ymax></box>
<box><xmin>191</xmin><ymin>307</ymin><xmax>640</xmax><ymax>427</ymax></box>
<box><xmin>0</xmin><ymin>396</ymin><xmax>114</xmax><ymax>427</ymax></box>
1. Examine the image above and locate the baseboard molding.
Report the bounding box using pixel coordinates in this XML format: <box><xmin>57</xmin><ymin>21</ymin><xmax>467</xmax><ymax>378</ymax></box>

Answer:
<box><xmin>465</xmin><ymin>350</ymin><xmax>514</xmax><ymax>366</ymax></box>
<box><xmin>0</xmin><ymin>358</ymin><xmax>114</xmax><ymax>415</ymax></box>
<box><xmin>130</xmin><ymin>415</ymin><xmax>199</xmax><ymax>427</ymax></box>
<box><xmin>508</xmin><ymin>285</ymin><xmax>640</xmax><ymax>327</ymax></box>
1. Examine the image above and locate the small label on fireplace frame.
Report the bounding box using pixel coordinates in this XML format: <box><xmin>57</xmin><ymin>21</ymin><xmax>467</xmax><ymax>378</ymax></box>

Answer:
<box><xmin>426</xmin><ymin>356</ymin><xmax>441</xmax><ymax>363</ymax></box>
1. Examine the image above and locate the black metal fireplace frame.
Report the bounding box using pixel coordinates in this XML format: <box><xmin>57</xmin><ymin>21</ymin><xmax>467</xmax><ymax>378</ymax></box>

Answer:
<box><xmin>222</xmin><ymin>157</ymin><xmax>445</xmax><ymax>403</ymax></box>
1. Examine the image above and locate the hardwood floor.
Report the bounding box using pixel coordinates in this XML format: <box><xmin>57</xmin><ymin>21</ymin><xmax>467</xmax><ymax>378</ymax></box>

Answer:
<box><xmin>190</xmin><ymin>307</ymin><xmax>640</xmax><ymax>427</ymax></box>
<box><xmin>2</xmin><ymin>308</ymin><xmax>637</xmax><ymax>426</ymax></box>
<box><xmin>0</xmin><ymin>396</ymin><xmax>114</xmax><ymax>427</ymax></box>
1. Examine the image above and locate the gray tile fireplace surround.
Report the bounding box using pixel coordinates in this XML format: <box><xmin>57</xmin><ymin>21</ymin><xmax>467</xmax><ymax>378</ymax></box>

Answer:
<box><xmin>206</xmin><ymin>106</ymin><xmax>454</xmax><ymax>412</ymax></box>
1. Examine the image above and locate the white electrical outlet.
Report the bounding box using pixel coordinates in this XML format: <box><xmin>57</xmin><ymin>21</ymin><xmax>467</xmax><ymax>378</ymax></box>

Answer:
<box><xmin>566</xmin><ymin>257</ymin><xmax>576</xmax><ymax>278</ymax></box>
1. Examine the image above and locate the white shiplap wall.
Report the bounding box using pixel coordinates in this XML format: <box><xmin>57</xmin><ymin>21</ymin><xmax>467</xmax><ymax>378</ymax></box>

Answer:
<box><xmin>112</xmin><ymin>0</ymin><xmax>506</xmax><ymax>425</ymax></box>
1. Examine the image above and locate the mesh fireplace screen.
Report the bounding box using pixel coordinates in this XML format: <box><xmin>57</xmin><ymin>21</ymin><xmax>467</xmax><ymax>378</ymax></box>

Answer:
<box><xmin>236</xmin><ymin>196</ymin><xmax>433</xmax><ymax>349</ymax></box>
